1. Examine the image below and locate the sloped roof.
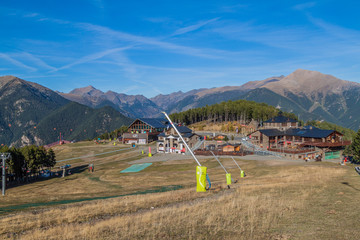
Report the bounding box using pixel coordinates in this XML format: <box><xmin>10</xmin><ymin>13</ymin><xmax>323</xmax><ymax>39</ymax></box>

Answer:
<box><xmin>285</xmin><ymin>127</ymin><xmax>335</xmax><ymax>138</ymax></box>
<box><xmin>258</xmin><ymin>127</ymin><xmax>337</xmax><ymax>138</ymax></box>
<box><xmin>183</xmin><ymin>132</ymin><xmax>194</xmax><ymax>138</ymax></box>
<box><xmin>166</xmin><ymin>124</ymin><xmax>192</xmax><ymax>133</ymax></box>
<box><xmin>258</xmin><ymin>129</ymin><xmax>283</xmax><ymax>137</ymax></box>
<box><xmin>129</xmin><ymin>118</ymin><xmax>168</xmax><ymax>128</ymax></box>
<box><xmin>158</xmin><ymin>132</ymin><xmax>194</xmax><ymax>138</ymax></box>
<box><xmin>264</xmin><ymin>115</ymin><xmax>297</xmax><ymax>123</ymax></box>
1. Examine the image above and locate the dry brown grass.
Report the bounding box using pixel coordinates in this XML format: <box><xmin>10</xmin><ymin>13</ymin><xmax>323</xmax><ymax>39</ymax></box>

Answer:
<box><xmin>0</xmin><ymin>164</ymin><xmax>348</xmax><ymax>240</ymax></box>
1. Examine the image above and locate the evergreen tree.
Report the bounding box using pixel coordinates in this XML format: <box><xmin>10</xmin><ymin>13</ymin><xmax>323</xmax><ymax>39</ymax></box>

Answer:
<box><xmin>351</xmin><ymin>129</ymin><xmax>360</xmax><ymax>163</ymax></box>
<box><xmin>45</xmin><ymin>148</ymin><xmax>56</xmax><ymax>168</ymax></box>
<box><xmin>305</xmin><ymin>120</ymin><xmax>355</xmax><ymax>141</ymax></box>
<box><xmin>21</xmin><ymin>146</ymin><xmax>40</xmax><ymax>173</ymax></box>
<box><xmin>9</xmin><ymin>147</ymin><xmax>26</xmax><ymax>178</ymax></box>
<box><xmin>169</xmin><ymin>99</ymin><xmax>283</xmax><ymax>125</ymax></box>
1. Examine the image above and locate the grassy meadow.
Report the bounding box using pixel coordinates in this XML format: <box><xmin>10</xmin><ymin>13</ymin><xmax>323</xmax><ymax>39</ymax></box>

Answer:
<box><xmin>0</xmin><ymin>141</ymin><xmax>360</xmax><ymax>239</ymax></box>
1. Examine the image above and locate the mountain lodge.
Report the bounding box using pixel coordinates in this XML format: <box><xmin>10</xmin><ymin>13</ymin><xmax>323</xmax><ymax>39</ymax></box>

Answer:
<box><xmin>263</xmin><ymin>115</ymin><xmax>299</xmax><ymax>129</ymax></box>
<box><xmin>122</xmin><ymin>118</ymin><xmax>168</xmax><ymax>144</ymax></box>
<box><xmin>156</xmin><ymin>124</ymin><xmax>200</xmax><ymax>154</ymax></box>
<box><xmin>249</xmin><ymin>116</ymin><xmax>351</xmax><ymax>160</ymax></box>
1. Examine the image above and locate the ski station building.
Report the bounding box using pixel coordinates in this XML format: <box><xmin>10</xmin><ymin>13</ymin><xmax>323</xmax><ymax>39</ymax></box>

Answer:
<box><xmin>249</xmin><ymin>115</ymin><xmax>350</xmax><ymax>160</ymax></box>
<box><xmin>156</xmin><ymin>125</ymin><xmax>200</xmax><ymax>154</ymax></box>
<box><xmin>122</xmin><ymin>118</ymin><xmax>168</xmax><ymax>144</ymax></box>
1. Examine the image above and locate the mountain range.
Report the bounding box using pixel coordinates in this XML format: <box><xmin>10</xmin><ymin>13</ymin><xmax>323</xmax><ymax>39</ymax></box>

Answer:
<box><xmin>58</xmin><ymin>86</ymin><xmax>162</xmax><ymax>118</ymax></box>
<box><xmin>0</xmin><ymin>76</ymin><xmax>132</xmax><ymax>146</ymax></box>
<box><xmin>59</xmin><ymin>69</ymin><xmax>360</xmax><ymax>130</ymax></box>
<box><xmin>1</xmin><ymin>69</ymin><xmax>360</xmax><ymax>146</ymax></box>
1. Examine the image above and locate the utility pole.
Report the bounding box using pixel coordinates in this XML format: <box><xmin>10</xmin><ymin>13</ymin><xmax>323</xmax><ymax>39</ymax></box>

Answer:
<box><xmin>1</xmin><ymin>153</ymin><xmax>11</xmax><ymax>196</ymax></box>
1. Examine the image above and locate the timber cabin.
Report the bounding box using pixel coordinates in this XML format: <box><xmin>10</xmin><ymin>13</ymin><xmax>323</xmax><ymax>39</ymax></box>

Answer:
<box><xmin>219</xmin><ymin>144</ymin><xmax>241</xmax><ymax>152</ymax></box>
<box><xmin>122</xmin><ymin>118</ymin><xmax>168</xmax><ymax>144</ymax></box>
<box><xmin>157</xmin><ymin>125</ymin><xmax>200</xmax><ymax>154</ymax></box>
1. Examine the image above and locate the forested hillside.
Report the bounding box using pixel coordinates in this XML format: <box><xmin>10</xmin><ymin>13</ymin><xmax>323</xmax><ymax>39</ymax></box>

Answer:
<box><xmin>0</xmin><ymin>76</ymin><xmax>132</xmax><ymax>146</ymax></box>
<box><xmin>169</xmin><ymin>100</ymin><xmax>298</xmax><ymax>125</ymax></box>
<box><xmin>0</xmin><ymin>76</ymin><xmax>69</xmax><ymax>146</ymax></box>
<box><xmin>26</xmin><ymin>102</ymin><xmax>132</xmax><ymax>145</ymax></box>
<box><xmin>305</xmin><ymin>120</ymin><xmax>356</xmax><ymax>140</ymax></box>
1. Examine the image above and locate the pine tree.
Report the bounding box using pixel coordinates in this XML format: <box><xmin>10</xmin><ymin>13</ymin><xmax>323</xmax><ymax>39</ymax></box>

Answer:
<box><xmin>46</xmin><ymin>149</ymin><xmax>56</xmax><ymax>168</ymax></box>
<box><xmin>351</xmin><ymin>129</ymin><xmax>360</xmax><ymax>163</ymax></box>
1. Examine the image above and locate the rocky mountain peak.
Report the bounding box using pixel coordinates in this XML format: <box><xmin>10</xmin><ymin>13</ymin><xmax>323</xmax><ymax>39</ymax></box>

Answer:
<box><xmin>69</xmin><ymin>85</ymin><xmax>104</xmax><ymax>97</ymax></box>
<box><xmin>260</xmin><ymin>69</ymin><xmax>358</xmax><ymax>97</ymax></box>
<box><xmin>0</xmin><ymin>75</ymin><xmax>22</xmax><ymax>87</ymax></box>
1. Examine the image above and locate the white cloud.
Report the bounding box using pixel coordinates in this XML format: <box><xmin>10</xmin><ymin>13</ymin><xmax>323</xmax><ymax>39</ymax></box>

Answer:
<box><xmin>0</xmin><ymin>53</ymin><xmax>37</xmax><ymax>72</ymax></box>
<box><xmin>19</xmin><ymin>52</ymin><xmax>57</xmax><ymax>71</ymax></box>
<box><xmin>218</xmin><ymin>4</ymin><xmax>247</xmax><ymax>13</ymax></box>
<box><xmin>77</xmin><ymin>23</ymin><xmax>222</xmax><ymax>59</ymax></box>
<box><xmin>171</xmin><ymin>18</ymin><xmax>220</xmax><ymax>36</ymax></box>
<box><xmin>144</xmin><ymin>17</ymin><xmax>172</xmax><ymax>23</ymax></box>
<box><xmin>23</xmin><ymin>12</ymin><xmax>39</xmax><ymax>18</ymax></box>
<box><xmin>212</xmin><ymin>22</ymin><xmax>313</xmax><ymax>50</ymax></box>
<box><xmin>293</xmin><ymin>2</ymin><xmax>316</xmax><ymax>10</ymax></box>
<box><xmin>55</xmin><ymin>46</ymin><xmax>133</xmax><ymax>71</ymax></box>
<box><xmin>307</xmin><ymin>15</ymin><xmax>360</xmax><ymax>43</ymax></box>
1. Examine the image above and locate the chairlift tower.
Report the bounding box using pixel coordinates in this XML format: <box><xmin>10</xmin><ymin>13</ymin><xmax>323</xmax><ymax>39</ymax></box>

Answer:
<box><xmin>1</xmin><ymin>152</ymin><xmax>11</xmax><ymax>196</ymax></box>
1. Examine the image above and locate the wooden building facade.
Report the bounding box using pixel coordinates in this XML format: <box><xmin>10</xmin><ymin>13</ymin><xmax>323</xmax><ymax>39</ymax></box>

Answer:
<box><xmin>123</xmin><ymin>118</ymin><xmax>168</xmax><ymax>144</ymax></box>
<box><xmin>250</xmin><ymin>126</ymin><xmax>345</xmax><ymax>149</ymax></box>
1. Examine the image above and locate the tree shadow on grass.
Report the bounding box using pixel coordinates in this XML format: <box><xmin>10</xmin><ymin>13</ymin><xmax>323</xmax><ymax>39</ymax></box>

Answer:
<box><xmin>5</xmin><ymin>165</ymin><xmax>88</xmax><ymax>189</ymax></box>
<box><xmin>341</xmin><ymin>182</ymin><xmax>360</xmax><ymax>191</ymax></box>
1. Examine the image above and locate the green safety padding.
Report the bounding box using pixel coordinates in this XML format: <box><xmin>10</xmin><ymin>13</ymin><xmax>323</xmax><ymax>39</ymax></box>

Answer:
<box><xmin>325</xmin><ymin>151</ymin><xmax>341</xmax><ymax>160</ymax></box>
<box><xmin>120</xmin><ymin>163</ymin><xmax>152</xmax><ymax>173</ymax></box>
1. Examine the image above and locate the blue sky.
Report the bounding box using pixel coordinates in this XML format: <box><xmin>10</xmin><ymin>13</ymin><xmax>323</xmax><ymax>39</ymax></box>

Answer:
<box><xmin>1</xmin><ymin>0</ymin><xmax>360</xmax><ymax>97</ymax></box>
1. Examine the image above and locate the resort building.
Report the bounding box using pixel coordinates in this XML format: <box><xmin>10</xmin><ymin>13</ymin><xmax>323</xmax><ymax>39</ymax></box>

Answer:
<box><xmin>263</xmin><ymin>115</ymin><xmax>299</xmax><ymax>130</ymax></box>
<box><xmin>249</xmin><ymin>125</ymin><xmax>351</xmax><ymax>160</ymax></box>
<box><xmin>157</xmin><ymin>125</ymin><xmax>200</xmax><ymax>154</ymax></box>
<box><xmin>250</xmin><ymin>126</ymin><xmax>345</xmax><ymax>149</ymax></box>
<box><xmin>122</xmin><ymin>118</ymin><xmax>168</xmax><ymax>144</ymax></box>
